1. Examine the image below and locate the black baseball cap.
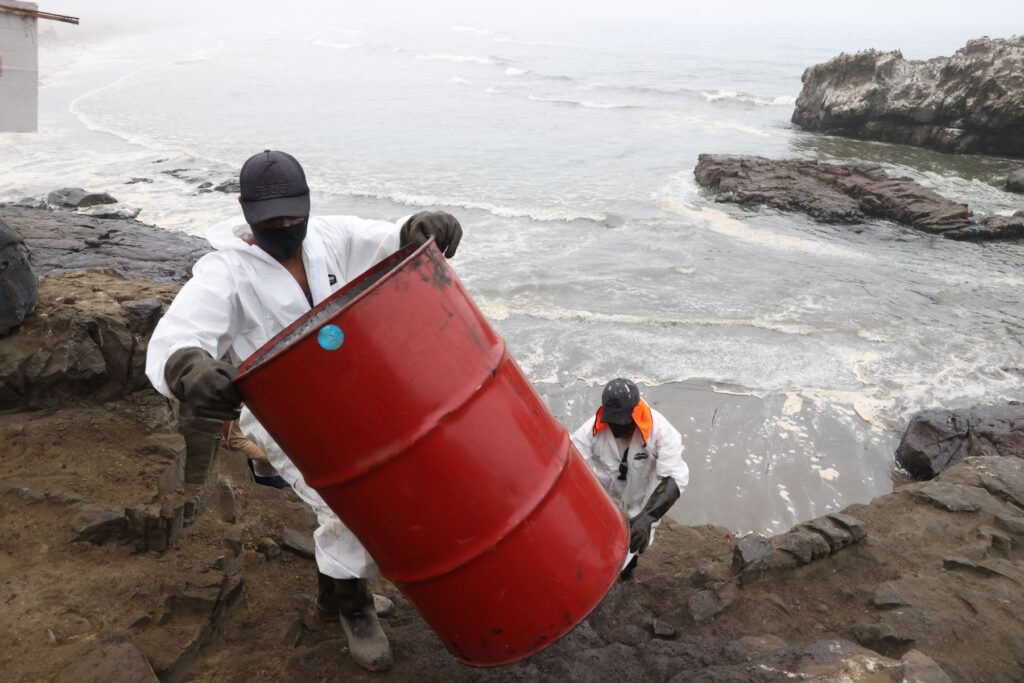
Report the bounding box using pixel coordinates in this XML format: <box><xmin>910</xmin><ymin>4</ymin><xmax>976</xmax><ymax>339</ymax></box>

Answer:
<box><xmin>239</xmin><ymin>150</ymin><xmax>311</xmax><ymax>226</ymax></box>
<box><xmin>600</xmin><ymin>378</ymin><xmax>640</xmax><ymax>425</ymax></box>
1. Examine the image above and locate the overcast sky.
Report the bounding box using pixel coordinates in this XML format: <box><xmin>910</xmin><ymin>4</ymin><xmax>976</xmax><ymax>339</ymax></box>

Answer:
<box><xmin>47</xmin><ymin>0</ymin><xmax>1022</xmax><ymax>30</ymax></box>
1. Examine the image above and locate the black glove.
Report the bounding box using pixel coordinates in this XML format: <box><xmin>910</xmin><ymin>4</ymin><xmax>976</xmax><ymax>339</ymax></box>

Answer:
<box><xmin>164</xmin><ymin>347</ymin><xmax>242</xmax><ymax>420</ymax></box>
<box><xmin>400</xmin><ymin>210</ymin><xmax>462</xmax><ymax>258</ymax></box>
<box><xmin>628</xmin><ymin>476</ymin><xmax>681</xmax><ymax>554</ymax></box>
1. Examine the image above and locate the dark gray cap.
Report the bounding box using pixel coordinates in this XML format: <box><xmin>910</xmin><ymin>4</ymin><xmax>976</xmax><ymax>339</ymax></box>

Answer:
<box><xmin>239</xmin><ymin>150</ymin><xmax>310</xmax><ymax>226</ymax></box>
<box><xmin>600</xmin><ymin>378</ymin><xmax>640</xmax><ymax>425</ymax></box>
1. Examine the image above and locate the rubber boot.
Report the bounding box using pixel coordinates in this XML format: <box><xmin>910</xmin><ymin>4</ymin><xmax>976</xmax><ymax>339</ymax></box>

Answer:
<box><xmin>336</xmin><ymin>578</ymin><xmax>393</xmax><ymax>671</ymax></box>
<box><xmin>313</xmin><ymin>571</ymin><xmax>395</xmax><ymax>621</ymax></box>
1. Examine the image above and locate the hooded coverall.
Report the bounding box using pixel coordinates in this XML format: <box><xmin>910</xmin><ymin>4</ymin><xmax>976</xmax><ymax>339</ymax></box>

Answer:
<box><xmin>146</xmin><ymin>215</ymin><xmax>404</xmax><ymax>579</ymax></box>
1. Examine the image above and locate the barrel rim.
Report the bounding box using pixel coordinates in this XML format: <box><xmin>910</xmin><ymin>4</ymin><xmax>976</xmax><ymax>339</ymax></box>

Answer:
<box><xmin>234</xmin><ymin>237</ymin><xmax>434</xmax><ymax>379</ymax></box>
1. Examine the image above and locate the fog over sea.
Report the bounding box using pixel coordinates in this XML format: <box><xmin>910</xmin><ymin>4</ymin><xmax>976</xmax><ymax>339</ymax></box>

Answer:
<box><xmin>2</xmin><ymin>16</ymin><xmax>1022</xmax><ymax>535</ymax></box>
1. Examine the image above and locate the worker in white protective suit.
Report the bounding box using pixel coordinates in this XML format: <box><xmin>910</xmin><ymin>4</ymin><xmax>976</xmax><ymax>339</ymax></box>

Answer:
<box><xmin>571</xmin><ymin>378</ymin><xmax>688</xmax><ymax>580</ymax></box>
<box><xmin>145</xmin><ymin>150</ymin><xmax>463</xmax><ymax>672</ymax></box>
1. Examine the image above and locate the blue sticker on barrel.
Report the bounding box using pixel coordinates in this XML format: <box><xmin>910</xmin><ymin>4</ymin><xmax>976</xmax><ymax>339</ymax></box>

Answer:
<box><xmin>317</xmin><ymin>324</ymin><xmax>344</xmax><ymax>351</ymax></box>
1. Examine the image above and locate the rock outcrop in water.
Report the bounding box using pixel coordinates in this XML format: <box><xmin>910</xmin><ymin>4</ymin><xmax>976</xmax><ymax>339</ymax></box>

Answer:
<box><xmin>792</xmin><ymin>37</ymin><xmax>1024</xmax><ymax>157</ymax></box>
<box><xmin>694</xmin><ymin>154</ymin><xmax>1024</xmax><ymax>241</ymax></box>
<box><xmin>896</xmin><ymin>403</ymin><xmax>1024</xmax><ymax>479</ymax></box>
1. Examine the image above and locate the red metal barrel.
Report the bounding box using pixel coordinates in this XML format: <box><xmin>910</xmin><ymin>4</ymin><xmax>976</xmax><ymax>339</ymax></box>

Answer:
<box><xmin>234</xmin><ymin>240</ymin><xmax>628</xmax><ymax>666</ymax></box>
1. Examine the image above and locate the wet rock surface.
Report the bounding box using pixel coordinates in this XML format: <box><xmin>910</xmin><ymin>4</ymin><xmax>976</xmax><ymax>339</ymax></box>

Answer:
<box><xmin>896</xmin><ymin>403</ymin><xmax>1024</xmax><ymax>478</ymax></box>
<box><xmin>1</xmin><ymin>205</ymin><xmax>208</xmax><ymax>284</ymax></box>
<box><xmin>792</xmin><ymin>37</ymin><xmax>1024</xmax><ymax>157</ymax></box>
<box><xmin>46</xmin><ymin>187</ymin><xmax>118</xmax><ymax>209</ymax></box>
<box><xmin>694</xmin><ymin>154</ymin><xmax>1024</xmax><ymax>240</ymax></box>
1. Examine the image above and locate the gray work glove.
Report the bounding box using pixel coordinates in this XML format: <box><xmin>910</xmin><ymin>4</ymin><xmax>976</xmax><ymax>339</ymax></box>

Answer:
<box><xmin>164</xmin><ymin>347</ymin><xmax>242</xmax><ymax>420</ymax></box>
<box><xmin>628</xmin><ymin>476</ymin><xmax>681</xmax><ymax>554</ymax></box>
<box><xmin>400</xmin><ymin>210</ymin><xmax>462</xmax><ymax>258</ymax></box>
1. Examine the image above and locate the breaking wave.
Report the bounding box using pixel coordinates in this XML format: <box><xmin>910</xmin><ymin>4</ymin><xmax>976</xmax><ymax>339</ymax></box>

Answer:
<box><xmin>527</xmin><ymin>94</ymin><xmax>640</xmax><ymax>109</ymax></box>
<box><xmin>415</xmin><ymin>53</ymin><xmax>505</xmax><ymax>65</ymax></box>
<box><xmin>700</xmin><ymin>90</ymin><xmax>796</xmax><ymax>106</ymax></box>
<box><xmin>312</xmin><ymin>180</ymin><xmax>615</xmax><ymax>224</ymax></box>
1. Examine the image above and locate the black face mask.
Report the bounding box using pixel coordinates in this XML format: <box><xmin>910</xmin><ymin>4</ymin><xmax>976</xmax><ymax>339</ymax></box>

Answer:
<box><xmin>252</xmin><ymin>217</ymin><xmax>308</xmax><ymax>261</ymax></box>
<box><xmin>610</xmin><ymin>422</ymin><xmax>635</xmax><ymax>438</ymax></box>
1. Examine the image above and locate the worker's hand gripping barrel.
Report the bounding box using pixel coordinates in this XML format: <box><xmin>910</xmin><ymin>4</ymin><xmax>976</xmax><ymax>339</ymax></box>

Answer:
<box><xmin>234</xmin><ymin>240</ymin><xmax>628</xmax><ymax>666</ymax></box>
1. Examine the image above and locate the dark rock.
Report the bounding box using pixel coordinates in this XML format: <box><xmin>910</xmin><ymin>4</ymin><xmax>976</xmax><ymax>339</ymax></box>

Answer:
<box><xmin>979</xmin><ymin>526</ymin><xmax>1014</xmax><ymax>555</ymax></box>
<box><xmin>256</xmin><ymin>537</ymin><xmax>281</xmax><ymax>560</ymax></box>
<box><xmin>799</xmin><ymin>516</ymin><xmax>855</xmax><ymax>552</ymax></box>
<box><xmin>223</xmin><ymin>525</ymin><xmax>245</xmax><ymax>555</ymax></box>
<box><xmin>161</xmin><ymin>169</ymin><xmax>203</xmax><ymax>183</ymax></box>
<box><xmin>125</xmin><ymin>177</ymin><xmax>153</xmax><ymax>185</ymax></box>
<box><xmin>279</xmin><ymin>527</ymin><xmax>315</xmax><ymax>560</ymax></box>
<box><xmin>792</xmin><ymin>37</ymin><xmax>1024</xmax><ymax>157</ymax></box>
<box><xmin>872</xmin><ymin>582</ymin><xmax>910</xmax><ymax>608</ymax></box>
<box><xmin>690</xmin><ymin>560</ymin><xmax>733</xmax><ymax>587</ymax></box>
<box><xmin>827</xmin><ymin>513</ymin><xmax>868</xmax><ymax>542</ymax></box>
<box><xmin>154</xmin><ymin>440</ymin><xmax>186</xmax><ymax>496</ymax></box>
<box><xmin>47</xmin><ymin>188</ymin><xmax>118</xmax><ymax>208</ymax></box>
<box><xmin>1</xmin><ymin>205</ymin><xmax>208</xmax><ymax>284</ymax></box>
<box><xmin>944</xmin><ymin>215</ymin><xmax>1024</xmax><ymax>241</ymax></box>
<box><xmin>772</xmin><ymin>529</ymin><xmax>830</xmax><ymax>564</ymax></box>
<box><xmin>852</xmin><ymin>621</ymin><xmax>916</xmax><ymax>650</ymax></box>
<box><xmin>120</xmin><ymin>298</ymin><xmax>163</xmax><ymax>336</ymax></box>
<box><xmin>209</xmin><ymin>479</ymin><xmax>238</xmax><ymax>524</ymax></box>
<box><xmin>733</xmin><ymin>534</ymin><xmax>775</xmax><ymax>585</ymax></box>
<box><xmin>1005</xmin><ymin>169</ymin><xmax>1024</xmax><ymax>193</ymax></box>
<box><xmin>695</xmin><ymin>154</ymin><xmax>972</xmax><ymax>231</ymax></box>
<box><xmin>994</xmin><ymin>513</ymin><xmax>1024</xmax><ymax>536</ymax></box>
<box><xmin>688</xmin><ymin>581</ymin><xmax>738</xmax><ymax>624</ymax></box>
<box><xmin>733</xmin><ymin>534</ymin><xmax>772</xmax><ymax>570</ymax></box>
<box><xmin>214</xmin><ymin>179</ymin><xmax>241</xmax><ymax>193</ymax></box>
<box><xmin>16</xmin><ymin>197</ymin><xmax>46</xmax><ymax>209</ymax></box>
<box><xmin>70</xmin><ymin>502</ymin><xmax>126</xmax><ymax>544</ymax></box>
<box><xmin>693</xmin><ymin>155</ymin><xmax>1019</xmax><ymax>241</ymax></box>
<box><xmin>0</xmin><ymin>219</ymin><xmax>39</xmax><ymax>336</ymax></box>
<box><xmin>943</xmin><ymin>556</ymin><xmax>994</xmax><ymax>574</ymax></box>
<box><xmin>896</xmin><ymin>403</ymin><xmax>1024</xmax><ymax>479</ymax></box>
<box><xmin>652</xmin><ymin>619</ymin><xmax>677</xmax><ymax>639</ymax></box>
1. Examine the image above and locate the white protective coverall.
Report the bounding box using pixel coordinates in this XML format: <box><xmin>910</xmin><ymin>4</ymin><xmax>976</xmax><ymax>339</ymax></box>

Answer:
<box><xmin>146</xmin><ymin>215</ymin><xmax>403</xmax><ymax>579</ymax></box>
<box><xmin>570</xmin><ymin>401</ymin><xmax>688</xmax><ymax>548</ymax></box>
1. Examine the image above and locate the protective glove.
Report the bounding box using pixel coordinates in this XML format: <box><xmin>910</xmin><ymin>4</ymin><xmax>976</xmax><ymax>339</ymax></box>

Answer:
<box><xmin>164</xmin><ymin>347</ymin><xmax>242</xmax><ymax>421</ymax></box>
<box><xmin>628</xmin><ymin>476</ymin><xmax>681</xmax><ymax>554</ymax></box>
<box><xmin>399</xmin><ymin>211</ymin><xmax>462</xmax><ymax>258</ymax></box>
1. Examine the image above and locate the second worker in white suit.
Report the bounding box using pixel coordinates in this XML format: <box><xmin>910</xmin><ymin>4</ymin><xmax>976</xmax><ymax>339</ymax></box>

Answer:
<box><xmin>571</xmin><ymin>378</ymin><xmax>689</xmax><ymax>579</ymax></box>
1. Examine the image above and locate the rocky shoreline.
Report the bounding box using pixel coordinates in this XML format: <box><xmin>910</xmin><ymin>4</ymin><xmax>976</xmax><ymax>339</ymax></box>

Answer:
<box><xmin>4</xmin><ymin>202</ymin><xmax>1024</xmax><ymax>681</ymax></box>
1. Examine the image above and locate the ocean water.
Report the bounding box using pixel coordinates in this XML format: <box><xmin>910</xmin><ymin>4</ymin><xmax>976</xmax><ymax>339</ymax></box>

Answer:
<box><xmin>2</xmin><ymin>18</ymin><xmax>1022</xmax><ymax>535</ymax></box>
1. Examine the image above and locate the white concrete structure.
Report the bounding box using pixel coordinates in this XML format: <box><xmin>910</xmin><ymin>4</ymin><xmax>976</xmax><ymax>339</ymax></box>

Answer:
<box><xmin>0</xmin><ymin>1</ymin><xmax>38</xmax><ymax>132</ymax></box>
